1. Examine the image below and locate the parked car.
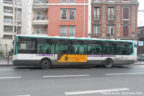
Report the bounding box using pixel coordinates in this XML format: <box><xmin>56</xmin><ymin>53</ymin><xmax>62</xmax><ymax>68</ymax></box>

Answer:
<box><xmin>137</xmin><ymin>54</ymin><xmax>144</xmax><ymax>61</ymax></box>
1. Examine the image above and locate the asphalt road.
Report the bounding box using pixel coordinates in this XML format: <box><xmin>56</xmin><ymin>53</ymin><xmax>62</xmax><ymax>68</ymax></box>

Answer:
<box><xmin>0</xmin><ymin>65</ymin><xmax>144</xmax><ymax>96</ymax></box>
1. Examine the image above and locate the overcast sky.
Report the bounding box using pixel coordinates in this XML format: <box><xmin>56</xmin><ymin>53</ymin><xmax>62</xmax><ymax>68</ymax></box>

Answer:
<box><xmin>138</xmin><ymin>0</ymin><xmax>144</xmax><ymax>27</ymax></box>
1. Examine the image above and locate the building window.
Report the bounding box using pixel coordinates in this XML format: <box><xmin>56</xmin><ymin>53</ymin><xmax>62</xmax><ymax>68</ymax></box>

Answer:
<box><xmin>15</xmin><ymin>0</ymin><xmax>21</xmax><ymax>5</ymax></box>
<box><xmin>61</xmin><ymin>9</ymin><xmax>67</xmax><ymax>20</ymax></box>
<box><xmin>108</xmin><ymin>8</ymin><xmax>114</xmax><ymax>20</ymax></box>
<box><xmin>69</xmin><ymin>0</ymin><xmax>75</xmax><ymax>3</ymax></box>
<box><xmin>123</xmin><ymin>7</ymin><xmax>129</xmax><ymax>20</ymax></box>
<box><xmin>3</xmin><ymin>35</ymin><xmax>13</xmax><ymax>39</ymax></box>
<box><xmin>4</xmin><ymin>26</ymin><xmax>13</xmax><ymax>32</ymax></box>
<box><xmin>93</xmin><ymin>25</ymin><xmax>100</xmax><ymax>35</ymax></box>
<box><xmin>108</xmin><ymin>26</ymin><xmax>114</xmax><ymax>37</ymax></box>
<box><xmin>123</xmin><ymin>26</ymin><xmax>129</xmax><ymax>37</ymax></box>
<box><xmin>3</xmin><ymin>0</ymin><xmax>13</xmax><ymax>4</ymax></box>
<box><xmin>4</xmin><ymin>17</ymin><xmax>13</xmax><ymax>24</ymax></box>
<box><xmin>69</xmin><ymin>9</ymin><xmax>75</xmax><ymax>20</ymax></box>
<box><xmin>16</xmin><ymin>10</ymin><xmax>21</xmax><ymax>15</ymax></box>
<box><xmin>94</xmin><ymin>7</ymin><xmax>100</xmax><ymax>20</ymax></box>
<box><xmin>36</xmin><ymin>12</ymin><xmax>42</xmax><ymax>19</ymax></box>
<box><xmin>69</xmin><ymin>26</ymin><xmax>75</xmax><ymax>37</ymax></box>
<box><xmin>61</xmin><ymin>0</ymin><xmax>67</xmax><ymax>3</ymax></box>
<box><xmin>36</xmin><ymin>28</ymin><xmax>42</xmax><ymax>34</ymax></box>
<box><xmin>60</xmin><ymin>26</ymin><xmax>67</xmax><ymax>36</ymax></box>
<box><xmin>4</xmin><ymin>7</ymin><xmax>13</xmax><ymax>14</ymax></box>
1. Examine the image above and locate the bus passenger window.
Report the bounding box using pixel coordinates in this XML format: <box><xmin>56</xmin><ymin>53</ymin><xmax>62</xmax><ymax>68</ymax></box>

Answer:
<box><xmin>39</xmin><ymin>46</ymin><xmax>43</xmax><ymax>54</ymax></box>
<box><xmin>76</xmin><ymin>47</ymin><xmax>79</xmax><ymax>54</ymax></box>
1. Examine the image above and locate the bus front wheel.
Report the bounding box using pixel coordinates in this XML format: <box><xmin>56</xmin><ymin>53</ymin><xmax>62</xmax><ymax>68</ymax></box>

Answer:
<box><xmin>104</xmin><ymin>59</ymin><xmax>113</xmax><ymax>68</ymax></box>
<box><xmin>40</xmin><ymin>59</ymin><xmax>51</xmax><ymax>69</ymax></box>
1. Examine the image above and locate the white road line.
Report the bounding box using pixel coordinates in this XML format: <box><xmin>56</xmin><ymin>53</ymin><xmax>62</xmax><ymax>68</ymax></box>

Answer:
<box><xmin>43</xmin><ymin>74</ymin><xmax>90</xmax><ymax>78</ymax></box>
<box><xmin>16</xmin><ymin>95</ymin><xmax>31</xmax><ymax>96</ymax></box>
<box><xmin>0</xmin><ymin>69</ymin><xmax>30</xmax><ymax>71</ymax></box>
<box><xmin>65</xmin><ymin>88</ymin><xmax>130</xmax><ymax>95</ymax></box>
<box><xmin>0</xmin><ymin>76</ymin><xmax>21</xmax><ymax>79</ymax></box>
<box><xmin>106</xmin><ymin>72</ymin><xmax>144</xmax><ymax>76</ymax></box>
<box><xmin>0</xmin><ymin>69</ymin><xmax>14</xmax><ymax>71</ymax></box>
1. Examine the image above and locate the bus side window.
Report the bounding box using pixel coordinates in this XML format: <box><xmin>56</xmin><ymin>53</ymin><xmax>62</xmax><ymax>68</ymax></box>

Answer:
<box><xmin>37</xmin><ymin>43</ymin><xmax>55</xmax><ymax>54</ymax></box>
<box><xmin>88</xmin><ymin>44</ymin><xmax>102</xmax><ymax>55</ymax></box>
<box><xmin>76</xmin><ymin>47</ymin><xmax>79</xmax><ymax>54</ymax></box>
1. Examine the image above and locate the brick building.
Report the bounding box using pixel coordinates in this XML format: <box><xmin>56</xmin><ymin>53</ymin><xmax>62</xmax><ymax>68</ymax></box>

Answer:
<box><xmin>91</xmin><ymin>0</ymin><xmax>139</xmax><ymax>40</ymax></box>
<box><xmin>32</xmin><ymin>0</ymin><xmax>89</xmax><ymax>38</ymax></box>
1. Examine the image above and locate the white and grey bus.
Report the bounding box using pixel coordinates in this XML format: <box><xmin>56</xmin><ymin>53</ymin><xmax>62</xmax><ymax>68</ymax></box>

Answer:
<box><xmin>13</xmin><ymin>35</ymin><xmax>137</xmax><ymax>69</ymax></box>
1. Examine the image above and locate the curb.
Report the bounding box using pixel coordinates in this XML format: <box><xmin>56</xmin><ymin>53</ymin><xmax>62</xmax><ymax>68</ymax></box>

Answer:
<box><xmin>0</xmin><ymin>64</ymin><xmax>13</xmax><ymax>66</ymax></box>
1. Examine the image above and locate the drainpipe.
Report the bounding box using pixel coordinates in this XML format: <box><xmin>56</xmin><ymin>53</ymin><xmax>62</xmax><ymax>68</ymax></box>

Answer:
<box><xmin>83</xmin><ymin>0</ymin><xmax>86</xmax><ymax>37</ymax></box>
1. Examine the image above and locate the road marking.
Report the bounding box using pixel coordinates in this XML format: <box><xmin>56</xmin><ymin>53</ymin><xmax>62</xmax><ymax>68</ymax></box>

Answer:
<box><xmin>106</xmin><ymin>72</ymin><xmax>144</xmax><ymax>76</ymax></box>
<box><xmin>16</xmin><ymin>95</ymin><xmax>31</xmax><ymax>96</ymax></box>
<box><xmin>65</xmin><ymin>88</ymin><xmax>130</xmax><ymax>95</ymax></box>
<box><xmin>0</xmin><ymin>69</ymin><xmax>30</xmax><ymax>71</ymax></box>
<box><xmin>0</xmin><ymin>69</ymin><xmax>14</xmax><ymax>71</ymax></box>
<box><xmin>43</xmin><ymin>74</ymin><xmax>89</xmax><ymax>78</ymax></box>
<box><xmin>0</xmin><ymin>76</ymin><xmax>21</xmax><ymax>79</ymax></box>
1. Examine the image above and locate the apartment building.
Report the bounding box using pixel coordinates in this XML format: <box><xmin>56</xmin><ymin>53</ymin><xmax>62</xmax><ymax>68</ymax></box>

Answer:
<box><xmin>0</xmin><ymin>0</ymin><xmax>22</xmax><ymax>56</ymax></box>
<box><xmin>137</xmin><ymin>26</ymin><xmax>144</xmax><ymax>54</ymax></box>
<box><xmin>91</xmin><ymin>0</ymin><xmax>139</xmax><ymax>39</ymax></box>
<box><xmin>30</xmin><ymin>0</ymin><xmax>89</xmax><ymax>38</ymax></box>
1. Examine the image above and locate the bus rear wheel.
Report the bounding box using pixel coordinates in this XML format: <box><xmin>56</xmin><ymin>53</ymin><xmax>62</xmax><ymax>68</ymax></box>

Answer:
<box><xmin>104</xmin><ymin>59</ymin><xmax>113</xmax><ymax>68</ymax></box>
<box><xmin>40</xmin><ymin>59</ymin><xmax>51</xmax><ymax>69</ymax></box>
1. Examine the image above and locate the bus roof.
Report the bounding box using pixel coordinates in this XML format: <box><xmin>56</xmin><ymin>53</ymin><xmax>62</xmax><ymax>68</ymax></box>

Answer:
<box><xmin>16</xmin><ymin>35</ymin><xmax>133</xmax><ymax>42</ymax></box>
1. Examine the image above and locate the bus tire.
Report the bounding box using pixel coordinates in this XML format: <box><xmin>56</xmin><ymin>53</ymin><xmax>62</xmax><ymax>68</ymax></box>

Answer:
<box><xmin>104</xmin><ymin>59</ymin><xmax>113</xmax><ymax>68</ymax></box>
<box><xmin>40</xmin><ymin>59</ymin><xmax>51</xmax><ymax>69</ymax></box>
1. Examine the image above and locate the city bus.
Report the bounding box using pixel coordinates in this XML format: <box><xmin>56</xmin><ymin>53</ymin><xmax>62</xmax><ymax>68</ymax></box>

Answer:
<box><xmin>13</xmin><ymin>35</ymin><xmax>137</xmax><ymax>69</ymax></box>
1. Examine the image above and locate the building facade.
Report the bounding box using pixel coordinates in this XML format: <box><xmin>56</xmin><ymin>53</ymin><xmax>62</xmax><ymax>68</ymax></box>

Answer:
<box><xmin>138</xmin><ymin>26</ymin><xmax>144</xmax><ymax>54</ymax></box>
<box><xmin>29</xmin><ymin>0</ymin><xmax>89</xmax><ymax>38</ymax></box>
<box><xmin>91</xmin><ymin>0</ymin><xmax>139</xmax><ymax>39</ymax></box>
<box><xmin>0</xmin><ymin>0</ymin><xmax>23</xmax><ymax>57</ymax></box>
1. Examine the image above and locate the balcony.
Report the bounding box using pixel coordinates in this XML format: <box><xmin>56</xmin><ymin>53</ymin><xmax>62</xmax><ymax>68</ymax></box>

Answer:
<box><xmin>33</xmin><ymin>0</ymin><xmax>49</xmax><ymax>9</ymax></box>
<box><xmin>4</xmin><ymin>10</ymin><xmax>13</xmax><ymax>16</ymax></box>
<box><xmin>108</xmin><ymin>15</ymin><xmax>115</xmax><ymax>20</ymax></box>
<box><xmin>89</xmin><ymin>33</ymin><xmax>101</xmax><ymax>38</ymax></box>
<box><xmin>94</xmin><ymin>15</ymin><xmax>101</xmax><ymax>21</ymax></box>
<box><xmin>33</xmin><ymin>26</ymin><xmax>47</xmax><ymax>35</ymax></box>
<box><xmin>32</xmin><ymin>17</ymin><xmax>48</xmax><ymax>25</ymax></box>
<box><xmin>4</xmin><ymin>12</ymin><xmax>13</xmax><ymax>17</ymax></box>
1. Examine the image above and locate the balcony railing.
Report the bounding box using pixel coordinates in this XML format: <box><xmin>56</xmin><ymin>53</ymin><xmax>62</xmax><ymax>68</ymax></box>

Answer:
<box><xmin>90</xmin><ymin>33</ymin><xmax>101</xmax><ymax>38</ymax></box>
<box><xmin>93</xmin><ymin>15</ymin><xmax>101</xmax><ymax>21</ymax></box>
<box><xmin>108</xmin><ymin>15</ymin><xmax>115</xmax><ymax>20</ymax></box>
<box><xmin>33</xmin><ymin>30</ymin><xmax>47</xmax><ymax>34</ymax></box>
<box><xmin>4</xmin><ymin>20</ymin><xmax>13</xmax><ymax>25</ymax></box>
<box><xmin>33</xmin><ymin>17</ymin><xmax>48</xmax><ymax>25</ymax></box>
<box><xmin>33</xmin><ymin>1</ymin><xmax>49</xmax><ymax>9</ymax></box>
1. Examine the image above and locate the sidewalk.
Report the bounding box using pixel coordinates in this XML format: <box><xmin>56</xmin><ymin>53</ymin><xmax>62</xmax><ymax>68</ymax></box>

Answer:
<box><xmin>135</xmin><ymin>61</ymin><xmax>144</xmax><ymax>65</ymax></box>
<box><xmin>0</xmin><ymin>55</ymin><xmax>12</xmax><ymax>65</ymax></box>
